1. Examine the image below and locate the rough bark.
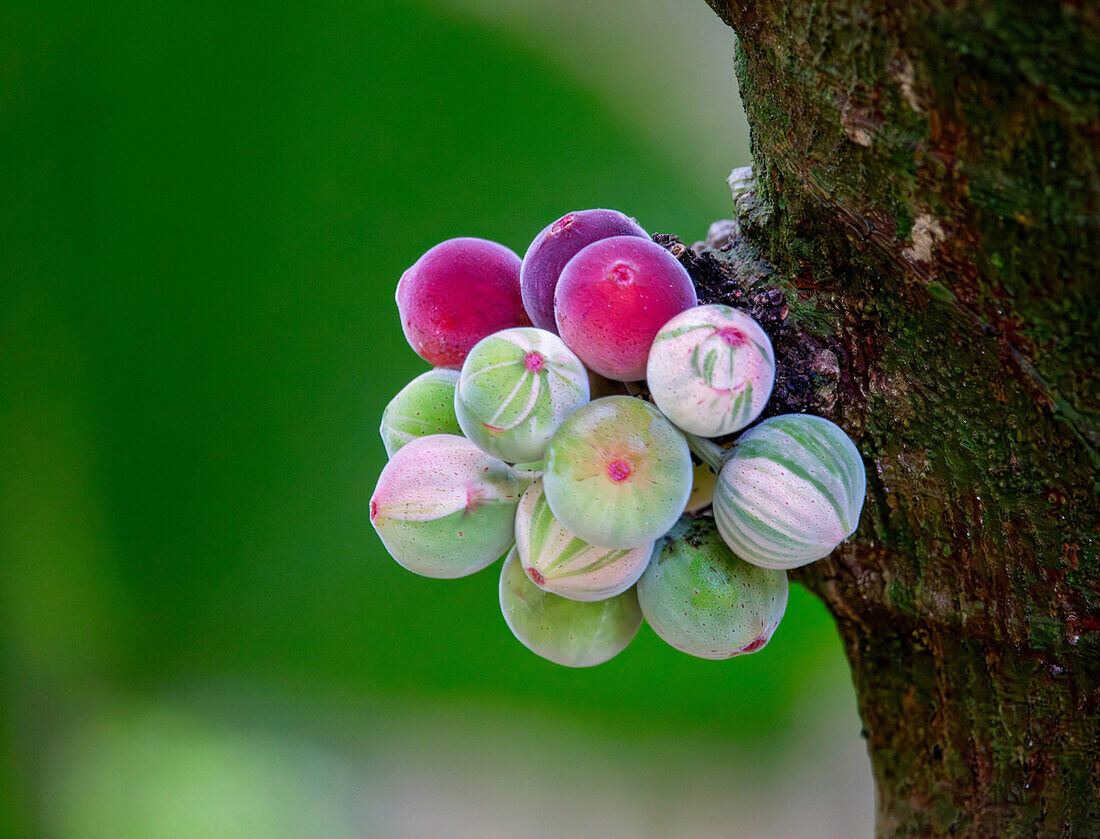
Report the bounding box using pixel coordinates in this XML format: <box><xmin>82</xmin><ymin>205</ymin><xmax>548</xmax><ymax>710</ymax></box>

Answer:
<box><xmin>694</xmin><ymin>1</ymin><xmax>1100</xmax><ymax>836</ymax></box>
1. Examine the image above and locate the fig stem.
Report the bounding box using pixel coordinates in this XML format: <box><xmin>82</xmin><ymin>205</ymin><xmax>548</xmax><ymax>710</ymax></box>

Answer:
<box><xmin>685</xmin><ymin>433</ymin><xmax>727</xmax><ymax>472</ymax></box>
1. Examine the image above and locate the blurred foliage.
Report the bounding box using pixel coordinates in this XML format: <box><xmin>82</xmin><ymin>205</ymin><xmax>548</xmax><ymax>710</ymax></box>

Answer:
<box><xmin>0</xmin><ymin>0</ymin><xmax>855</xmax><ymax>836</ymax></box>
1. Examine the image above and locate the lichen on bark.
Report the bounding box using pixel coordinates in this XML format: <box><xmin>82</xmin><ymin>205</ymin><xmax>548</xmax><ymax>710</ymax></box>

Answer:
<box><xmin>697</xmin><ymin>1</ymin><xmax>1100</xmax><ymax>835</ymax></box>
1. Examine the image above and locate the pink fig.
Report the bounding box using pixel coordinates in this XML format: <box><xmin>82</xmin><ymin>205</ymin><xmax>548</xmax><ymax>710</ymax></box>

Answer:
<box><xmin>396</xmin><ymin>237</ymin><xmax>530</xmax><ymax>369</ymax></box>
<box><xmin>554</xmin><ymin>236</ymin><xmax>697</xmax><ymax>381</ymax></box>
<box><xmin>520</xmin><ymin>209</ymin><xmax>648</xmax><ymax>332</ymax></box>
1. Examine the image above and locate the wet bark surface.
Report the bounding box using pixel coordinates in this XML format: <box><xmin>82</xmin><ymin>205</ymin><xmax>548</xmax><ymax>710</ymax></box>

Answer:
<box><xmin>693</xmin><ymin>1</ymin><xmax>1100</xmax><ymax>835</ymax></box>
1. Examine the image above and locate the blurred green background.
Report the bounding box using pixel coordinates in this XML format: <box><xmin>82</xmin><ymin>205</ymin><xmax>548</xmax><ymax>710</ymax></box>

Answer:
<box><xmin>1</xmin><ymin>1</ymin><xmax>871</xmax><ymax>836</ymax></box>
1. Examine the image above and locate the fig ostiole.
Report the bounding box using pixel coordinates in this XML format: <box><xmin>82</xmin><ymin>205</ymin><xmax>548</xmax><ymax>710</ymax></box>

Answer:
<box><xmin>455</xmin><ymin>327</ymin><xmax>590</xmax><ymax>464</ymax></box>
<box><xmin>515</xmin><ymin>478</ymin><xmax>653</xmax><ymax>601</ymax></box>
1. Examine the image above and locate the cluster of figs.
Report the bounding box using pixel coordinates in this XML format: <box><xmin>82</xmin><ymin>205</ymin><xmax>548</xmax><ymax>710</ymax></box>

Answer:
<box><xmin>371</xmin><ymin>209</ymin><xmax>867</xmax><ymax>667</ymax></box>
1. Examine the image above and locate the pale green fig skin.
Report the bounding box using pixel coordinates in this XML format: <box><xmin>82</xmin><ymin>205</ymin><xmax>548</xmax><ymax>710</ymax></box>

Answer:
<box><xmin>637</xmin><ymin>517</ymin><xmax>788</xmax><ymax>660</ymax></box>
<box><xmin>684</xmin><ymin>460</ymin><xmax>717</xmax><ymax>514</ymax></box>
<box><xmin>542</xmin><ymin>396</ymin><xmax>693</xmax><ymax>550</ymax></box>
<box><xmin>498</xmin><ymin>546</ymin><xmax>642</xmax><ymax>667</ymax></box>
<box><xmin>515</xmin><ymin>479</ymin><xmax>653</xmax><ymax>602</ymax></box>
<box><xmin>379</xmin><ymin>368</ymin><xmax>462</xmax><ymax>457</ymax></box>
<box><xmin>713</xmin><ymin>414</ymin><xmax>867</xmax><ymax>570</ymax></box>
<box><xmin>647</xmin><ymin>304</ymin><xmax>776</xmax><ymax>437</ymax></box>
<box><xmin>370</xmin><ymin>434</ymin><xmax>524</xmax><ymax>578</ymax></box>
<box><xmin>512</xmin><ymin>460</ymin><xmax>543</xmax><ymax>480</ymax></box>
<box><xmin>455</xmin><ymin>327</ymin><xmax>590</xmax><ymax>464</ymax></box>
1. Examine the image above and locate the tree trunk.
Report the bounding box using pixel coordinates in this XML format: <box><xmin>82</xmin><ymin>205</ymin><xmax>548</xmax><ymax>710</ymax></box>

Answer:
<box><xmin>696</xmin><ymin>1</ymin><xmax>1100</xmax><ymax>835</ymax></box>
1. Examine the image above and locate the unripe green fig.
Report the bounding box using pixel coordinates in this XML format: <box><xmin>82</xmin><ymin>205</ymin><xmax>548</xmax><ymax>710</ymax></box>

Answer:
<box><xmin>542</xmin><ymin>396</ymin><xmax>692</xmax><ymax>549</ymax></box>
<box><xmin>379</xmin><ymin>368</ymin><xmax>462</xmax><ymax>457</ymax></box>
<box><xmin>713</xmin><ymin>414</ymin><xmax>866</xmax><ymax>569</ymax></box>
<box><xmin>637</xmin><ymin>517</ymin><xmax>788</xmax><ymax>659</ymax></box>
<box><xmin>515</xmin><ymin>479</ymin><xmax>653</xmax><ymax>601</ymax></box>
<box><xmin>498</xmin><ymin>546</ymin><xmax>642</xmax><ymax>667</ymax></box>
<box><xmin>455</xmin><ymin>327</ymin><xmax>590</xmax><ymax>464</ymax></box>
<box><xmin>647</xmin><ymin>304</ymin><xmax>775</xmax><ymax>437</ymax></box>
<box><xmin>370</xmin><ymin>434</ymin><xmax>524</xmax><ymax>578</ymax></box>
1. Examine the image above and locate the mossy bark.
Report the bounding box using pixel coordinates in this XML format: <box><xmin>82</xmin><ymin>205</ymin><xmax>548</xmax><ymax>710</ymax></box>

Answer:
<box><xmin>700</xmin><ymin>1</ymin><xmax>1100</xmax><ymax>835</ymax></box>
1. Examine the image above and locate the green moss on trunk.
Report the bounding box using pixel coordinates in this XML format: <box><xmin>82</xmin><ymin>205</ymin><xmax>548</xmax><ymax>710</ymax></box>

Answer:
<box><xmin>704</xmin><ymin>0</ymin><xmax>1100</xmax><ymax>835</ymax></box>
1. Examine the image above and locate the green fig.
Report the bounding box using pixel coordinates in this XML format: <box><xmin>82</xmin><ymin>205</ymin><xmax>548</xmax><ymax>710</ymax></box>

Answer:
<box><xmin>542</xmin><ymin>396</ymin><xmax>692</xmax><ymax>549</ymax></box>
<box><xmin>370</xmin><ymin>434</ymin><xmax>523</xmax><ymax>578</ymax></box>
<box><xmin>379</xmin><ymin>368</ymin><xmax>462</xmax><ymax>456</ymax></box>
<box><xmin>498</xmin><ymin>546</ymin><xmax>642</xmax><ymax>667</ymax></box>
<box><xmin>515</xmin><ymin>479</ymin><xmax>653</xmax><ymax>601</ymax></box>
<box><xmin>455</xmin><ymin>327</ymin><xmax>589</xmax><ymax>463</ymax></box>
<box><xmin>638</xmin><ymin>517</ymin><xmax>788</xmax><ymax>659</ymax></box>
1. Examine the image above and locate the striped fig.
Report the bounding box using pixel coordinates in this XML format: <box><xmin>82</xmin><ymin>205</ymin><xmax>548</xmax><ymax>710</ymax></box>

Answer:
<box><xmin>647</xmin><ymin>304</ymin><xmax>775</xmax><ymax>437</ymax></box>
<box><xmin>515</xmin><ymin>479</ymin><xmax>653</xmax><ymax>601</ymax></box>
<box><xmin>370</xmin><ymin>434</ymin><xmax>524</xmax><ymax>578</ymax></box>
<box><xmin>498</xmin><ymin>546</ymin><xmax>642</xmax><ymax>667</ymax></box>
<box><xmin>455</xmin><ymin>327</ymin><xmax>590</xmax><ymax>464</ymax></box>
<box><xmin>379</xmin><ymin>368</ymin><xmax>462</xmax><ymax>457</ymax></box>
<box><xmin>638</xmin><ymin>517</ymin><xmax>788</xmax><ymax>659</ymax></box>
<box><xmin>542</xmin><ymin>396</ymin><xmax>692</xmax><ymax>549</ymax></box>
<box><xmin>713</xmin><ymin>414</ymin><xmax>866</xmax><ymax>569</ymax></box>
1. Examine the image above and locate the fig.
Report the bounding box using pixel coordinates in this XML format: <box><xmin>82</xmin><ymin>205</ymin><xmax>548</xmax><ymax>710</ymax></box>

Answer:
<box><xmin>379</xmin><ymin>368</ymin><xmax>462</xmax><ymax>457</ymax></box>
<box><xmin>396</xmin><ymin>237</ymin><xmax>530</xmax><ymax>369</ymax></box>
<box><xmin>520</xmin><ymin>209</ymin><xmax>649</xmax><ymax>332</ymax></box>
<box><xmin>713</xmin><ymin>414</ymin><xmax>866</xmax><ymax>569</ymax></box>
<box><xmin>370</xmin><ymin>434</ymin><xmax>524</xmax><ymax>578</ymax></box>
<box><xmin>647</xmin><ymin>304</ymin><xmax>775</xmax><ymax>437</ymax></box>
<box><xmin>498</xmin><ymin>546</ymin><xmax>642</xmax><ymax>667</ymax></box>
<box><xmin>455</xmin><ymin>327</ymin><xmax>589</xmax><ymax>464</ymax></box>
<box><xmin>684</xmin><ymin>459</ymin><xmax>717</xmax><ymax>514</ymax></box>
<box><xmin>637</xmin><ymin>517</ymin><xmax>788</xmax><ymax>659</ymax></box>
<box><xmin>554</xmin><ymin>236</ymin><xmax>697</xmax><ymax>381</ymax></box>
<box><xmin>515</xmin><ymin>479</ymin><xmax>653</xmax><ymax>601</ymax></box>
<box><xmin>542</xmin><ymin>396</ymin><xmax>692</xmax><ymax>549</ymax></box>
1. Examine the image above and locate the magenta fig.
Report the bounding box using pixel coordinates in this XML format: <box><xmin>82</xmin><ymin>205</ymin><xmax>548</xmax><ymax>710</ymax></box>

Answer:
<box><xmin>554</xmin><ymin>236</ymin><xmax>697</xmax><ymax>381</ymax></box>
<box><xmin>396</xmin><ymin>237</ymin><xmax>531</xmax><ymax>369</ymax></box>
<box><xmin>520</xmin><ymin>209</ymin><xmax>648</xmax><ymax>332</ymax></box>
